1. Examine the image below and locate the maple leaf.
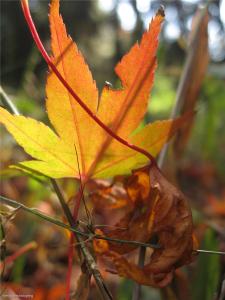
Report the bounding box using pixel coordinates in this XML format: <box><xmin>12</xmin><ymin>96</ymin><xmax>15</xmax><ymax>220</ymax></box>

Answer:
<box><xmin>0</xmin><ymin>0</ymin><xmax>188</xmax><ymax>180</ymax></box>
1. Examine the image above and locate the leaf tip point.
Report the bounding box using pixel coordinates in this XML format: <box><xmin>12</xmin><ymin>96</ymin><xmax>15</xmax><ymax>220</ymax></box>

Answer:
<box><xmin>156</xmin><ymin>5</ymin><xmax>165</xmax><ymax>18</ymax></box>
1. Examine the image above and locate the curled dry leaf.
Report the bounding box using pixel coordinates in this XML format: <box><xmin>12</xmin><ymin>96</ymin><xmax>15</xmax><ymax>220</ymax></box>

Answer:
<box><xmin>92</xmin><ymin>165</ymin><xmax>196</xmax><ymax>287</ymax></box>
<box><xmin>93</xmin><ymin>229</ymin><xmax>109</xmax><ymax>254</ymax></box>
<box><xmin>146</xmin><ymin>166</ymin><xmax>195</xmax><ymax>272</ymax></box>
<box><xmin>89</xmin><ymin>179</ymin><xmax>130</xmax><ymax>212</ymax></box>
<box><xmin>103</xmin><ymin>251</ymin><xmax>174</xmax><ymax>288</ymax></box>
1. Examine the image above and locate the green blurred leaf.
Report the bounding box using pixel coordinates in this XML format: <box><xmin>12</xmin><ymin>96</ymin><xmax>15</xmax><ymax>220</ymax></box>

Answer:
<box><xmin>117</xmin><ymin>279</ymin><xmax>133</xmax><ymax>300</ymax></box>
<box><xmin>147</xmin><ymin>73</ymin><xmax>176</xmax><ymax>119</ymax></box>
<box><xmin>11</xmin><ymin>256</ymin><xmax>26</xmax><ymax>283</ymax></box>
<box><xmin>192</xmin><ymin>228</ymin><xmax>220</xmax><ymax>300</ymax></box>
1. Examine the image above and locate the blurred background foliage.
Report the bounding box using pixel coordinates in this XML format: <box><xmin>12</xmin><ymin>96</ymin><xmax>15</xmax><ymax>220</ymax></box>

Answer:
<box><xmin>1</xmin><ymin>0</ymin><xmax>225</xmax><ymax>300</ymax></box>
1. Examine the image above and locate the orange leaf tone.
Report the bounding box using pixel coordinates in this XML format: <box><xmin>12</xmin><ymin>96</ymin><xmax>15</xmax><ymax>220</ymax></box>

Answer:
<box><xmin>0</xmin><ymin>0</ymin><xmax>192</xmax><ymax>181</ymax></box>
<box><xmin>47</xmin><ymin>0</ymin><xmax>163</xmax><ymax>179</ymax></box>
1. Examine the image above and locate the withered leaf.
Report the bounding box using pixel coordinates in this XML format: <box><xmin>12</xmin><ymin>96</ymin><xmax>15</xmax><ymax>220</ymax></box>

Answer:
<box><xmin>146</xmin><ymin>165</ymin><xmax>194</xmax><ymax>273</ymax></box>
<box><xmin>104</xmin><ymin>250</ymin><xmax>173</xmax><ymax>288</ymax></box>
<box><xmin>92</xmin><ymin>165</ymin><xmax>195</xmax><ymax>287</ymax></box>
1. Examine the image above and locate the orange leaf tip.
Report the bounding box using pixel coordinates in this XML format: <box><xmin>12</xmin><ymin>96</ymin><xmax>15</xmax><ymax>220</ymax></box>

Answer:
<box><xmin>21</xmin><ymin>0</ymin><xmax>29</xmax><ymax>7</ymax></box>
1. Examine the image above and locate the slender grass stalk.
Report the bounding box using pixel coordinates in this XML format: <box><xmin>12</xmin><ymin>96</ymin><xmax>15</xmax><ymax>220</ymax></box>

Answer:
<box><xmin>0</xmin><ymin>86</ymin><xmax>19</xmax><ymax>116</ymax></box>
<box><xmin>67</xmin><ymin>189</ymin><xmax>83</xmax><ymax>300</ymax></box>
<box><xmin>1</xmin><ymin>196</ymin><xmax>224</xmax><ymax>255</ymax></box>
<box><xmin>49</xmin><ymin>181</ymin><xmax>112</xmax><ymax>300</ymax></box>
<box><xmin>0</xmin><ymin>195</ymin><xmax>162</xmax><ymax>248</ymax></box>
<box><xmin>157</xmin><ymin>5</ymin><xmax>208</xmax><ymax>168</ymax></box>
<box><xmin>132</xmin><ymin>5</ymin><xmax>209</xmax><ymax>300</ymax></box>
<box><xmin>66</xmin><ymin>234</ymin><xmax>74</xmax><ymax>300</ymax></box>
<box><xmin>131</xmin><ymin>246</ymin><xmax>146</xmax><ymax>300</ymax></box>
<box><xmin>0</xmin><ymin>86</ymin><xmax>19</xmax><ymax>115</ymax></box>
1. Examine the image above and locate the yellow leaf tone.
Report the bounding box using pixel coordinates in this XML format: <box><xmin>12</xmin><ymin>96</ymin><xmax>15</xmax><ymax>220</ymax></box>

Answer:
<box><xmin>0</xmin><ymin>107</ymin><xmax>77</xmax><ymax>178</ymax></box>
<box><xmin>92</xmin><ymin>115</ymin><xmax>189</xmax><ymax>178</ymax></box>
<box><xmin>0</xmin><ymin>1</ymin><xmax>188</xmax><ymax>180</ymax></box>
<box><xmin>87</xmin><ymin>11</ymin><xmax>164</xmax><ymax>177</ymax></box>
<box><xmin>44</xmin><ymin>0</ymin><xmax>165</xmax><ymax>179</ymax></box>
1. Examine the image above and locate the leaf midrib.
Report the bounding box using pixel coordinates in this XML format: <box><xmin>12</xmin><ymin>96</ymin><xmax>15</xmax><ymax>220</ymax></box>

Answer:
<box><xmin>52</xmin><ymin>14</ymin><xmax>85</xmax><ymax>175</ymax></box>
<box><xmin>93</xmin><ymin>122</ymin><xmax>172</xmax><ymax>176</ymax></box>
<box><xmin>87</xmin><ymin>28</ymin><xmax>158</xmax><ymax>177</ymax></box>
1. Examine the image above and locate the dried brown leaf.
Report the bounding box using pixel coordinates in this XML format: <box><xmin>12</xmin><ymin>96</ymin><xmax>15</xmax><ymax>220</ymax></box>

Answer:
<box><xmin>92</xmin><ymin>165</ymin><xmax>195</xmax><ymax>287</ymax></box>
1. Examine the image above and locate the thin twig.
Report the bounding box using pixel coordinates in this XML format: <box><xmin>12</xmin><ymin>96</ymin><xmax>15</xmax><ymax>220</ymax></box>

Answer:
<box><xmin>218</xmin><ymin>278</ymin><xmax>225</xmax><ymax>300</ymax></box>
<box><xmin>1</xmin><ymin>195</ymin><xmax>223</xmax><ymax>252</ymax></box>
<box><xmin>66</xmin><ymin>234</ymin><xmax>74</xmax><ymax>300</ymax></box>
<box><xmin>47</xmin><ymin>182</ymin><xmax>113</xmax><ymax>300</ymax></box>
<box><xmin>132</xmin><ymin>247</ymin><xmax>146</xmax><ymax>300</ymax></box>
<box><xmin>0</xmin><ymin>195</ymin><xmax>160</xmax><ymax>250</ymax></box>
<box><xmin>50</xmin><ymin>179</ymin><xmax>75</xmax><ymax>226</ymax></box>
<box><xmin>0</xmin><ymin>86</ymin><xmax>19</xmax><ymax>115</ymax></box>
<box><xmin>195</xmin><ymin>249</ymin><xmax>225</xmax><ymax>256</ymax></box>
<box><xmin>0</xmin><ymin>195</ymin><xmax>82</xmax><ymax>234</ymax></box>
<box><xmin>157</xmin><ymin>5</ymin><xmax>208</xmax><ymax>168</ymax></box>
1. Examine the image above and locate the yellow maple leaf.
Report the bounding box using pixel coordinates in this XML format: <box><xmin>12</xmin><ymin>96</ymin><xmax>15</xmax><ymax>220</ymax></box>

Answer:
<box><xmin>0</xmin><ymin>0</ymin><xmax>188</xmax><ymax>180</ymax></box>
